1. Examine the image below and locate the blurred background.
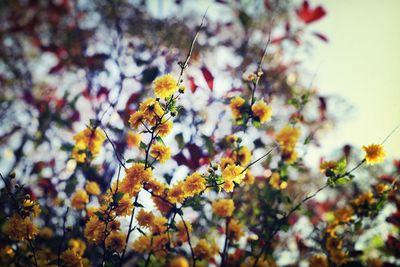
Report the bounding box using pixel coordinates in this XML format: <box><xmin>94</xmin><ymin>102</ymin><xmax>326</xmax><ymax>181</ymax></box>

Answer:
<box><xmin>306</xmin><ymin>0</ymin><xmax>400</xmax><ymax>160</ymax></box>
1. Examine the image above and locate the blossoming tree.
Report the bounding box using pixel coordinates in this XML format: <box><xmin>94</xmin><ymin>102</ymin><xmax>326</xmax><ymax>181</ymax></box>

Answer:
<box><xmin>0</xmin><ymin>1</ymin><xmax>399</xmax><ymax>267</ymax></box>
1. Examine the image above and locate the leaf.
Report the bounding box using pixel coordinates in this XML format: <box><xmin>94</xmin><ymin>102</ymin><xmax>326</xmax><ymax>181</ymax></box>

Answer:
<box><xmin>141</xmin><ymin>66</ymin><xmax>159</xmax><ymax>84</ymax></box>
<box><xmin>336</xmin><ymin>158</ymin><xmax>347</xmax><ymax>174</ymax></box>
<box><xmin>126</xmin><ymin>158</ymin><xmax>135</xmax><ymax>163</ymax></box>
<box><xmin>113</xmin><ymin>192</ymin><xmax>124</xmax><ymax>202</ymax></box>
<box><xmin>313</xmin><ymin>32</ymin><xmax>329</xmax><ymax>43</ymax></box>
<box><xmin>156</xmin><ymin>136</ymin><xmax>165</xmax><ymax>145</ymax></box>
<box><xmin>94</xmin><ymin>211</ymin><xmax>104</xmax><ymax>220</ymax></box>
<box><xmin>188</xmin><ymin>76</ymin><xmax>198</xmax><ymax>93</ymax></box>
<box><xmin>335</xmin><ymin>176</ymin><xmax>351</xmax><ymax>185</ymax></box>
<box><xmin>134</xmin><ymin>202</ymin><xmax>144</xmax><ymax>208</ymax></box>
<box><xmin>296</xmin><ymin>1</ymin><xmax>326</xmax><ymax>24</ymax></box>
<box><xmin>139</xmin><ymin>141</ymin><xmax>147</xmax><ymax>150</ymax></box>
<box><xmin>174</xmin><ymin>133</ymin><xmax>184</xmax><ymax>149</ymax></box>
<box><xmin>201</xmin><ymin>66</ymin><xmax>214</xmax><ymax>91</ymax></box>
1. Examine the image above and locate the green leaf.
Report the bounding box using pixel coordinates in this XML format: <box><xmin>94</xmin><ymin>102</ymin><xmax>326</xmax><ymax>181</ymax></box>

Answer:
<box><xmin>336</xmin><ymin>158</ymin><xmax>347</xmax><ymax>174</ymax></box>
<box><xmin>126</xmin><ymin>158</ymin><xmax>135</xmax><ymax>163</ymax></box>
<box><xmin>335</xmin><ymin>176</ymin><xmax>352</xmax><ymax>185</ymax></box>
<box><xmin>137</xmin><ymin>227</ymin><xmax>147</xmax><ymax>236</ymax></box>
<box><xmin>60</xmin><ymin>143</ymin><xmax>74</xmax><ymax>152</ymax></box>
<box><xmin>94</xmin><ymin>211</ymin><xmax>104</xmax><ymax>220</ymax></box>
<box><xmin>252</xmin><ymin>120</ymin><xmax>261</xmax><ymax>128</ymax></box>
<box><xmin>156</xmin><ymin>136</ymin><xmax>165</xmax><ymax>145</ymax></box>
<box><xmin>113</xmin><ymin>192</ymin><xmax>124</xmax><ymax>202</ymax></box>
<box><xmin>174</xmin><ymin>133</ymin><xmax>184</xmax><ymax>149</ymax></box>
<box><xmin>139</xmin><ymin>141</ymin><xmax>147</xmax><ymax>150</ymax></box>
<box><xmin>134</xmin><ymin>202</ymin><xmax>144</xmax><ymax>208</ymax></box>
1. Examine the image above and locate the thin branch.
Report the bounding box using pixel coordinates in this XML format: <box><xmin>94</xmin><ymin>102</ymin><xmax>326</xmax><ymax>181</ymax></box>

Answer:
<box><xmin>178</xmin><ymin>213</ymin><xmax>196</xmax><ymax>267</ymax></box>
<box><xmin>102</xmin><ymin>128</ymin><xmax>127</xmax><ymax>170</ymax></box>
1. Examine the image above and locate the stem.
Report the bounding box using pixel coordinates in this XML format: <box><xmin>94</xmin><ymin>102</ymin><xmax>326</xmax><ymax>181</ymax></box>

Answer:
<box><xmin>178</xmin><ymin>213</ymin><xmax>196</xmax><ymax>267</ymax></box>
<box><xmin>57</xmin><ymin>207</ymin><xmax>69</xmax><ymax>267</ymax></box>
<box><xmin>27</xmin><ymin>237</ymin><xmax>38</xmax><ymax>267</ymax></box>
<box><xmin>220</xmin><ymin>217</ymin><xmax>230</xmax><ymax>267</ymax></box>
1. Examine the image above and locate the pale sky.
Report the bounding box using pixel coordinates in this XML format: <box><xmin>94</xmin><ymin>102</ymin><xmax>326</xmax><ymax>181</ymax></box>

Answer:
<box><xmin>307</xmin><ymin>0</ymin><xmax>400</xmax><ymax>159</ymax></box>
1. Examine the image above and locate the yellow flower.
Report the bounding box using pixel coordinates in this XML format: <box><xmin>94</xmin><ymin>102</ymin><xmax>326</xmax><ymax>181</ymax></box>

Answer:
<box><xmin>150</xmin><ymin>143</ymin><xmax>171</xmax><ymax>163</ymax></box>
<box><xmin>234</xmin><ymin>146</ymin><xmax>252</xmax><ymax>166</ymax></box>
<box><xmin>193</xmin><ymin>239</ymin><xmax>219</xmax><ymax>261</ymax></box>
<box><xmin>212</xmin><ymin>199</ymin><xmax>235</xmax><ymax>217</ymax></box>
<box><xmin>352</xmin><ymin>191</ymin><xmax>374</xmax><ymax>206</ymax></box>
<box><xmin>144</xmin><ymin>178</ymin><xmax>167</xmax><ymax>195</ymax></box>
<box><xmin>334</xmin><ymin>207</ymin><xmax>353</xmax><ymax>223</ymax></box>
<box><xmin>129</xmin><ymin>111</ymin><xmax>145</xmax><ymax>129</ymax></box>
<box><xmin>113</xmin><ymin>193</ymin><xmax>133</xmax><ymax>216</ymax></box>
<box><xmin>376</xmin><ymin>183</ymin><xmax>389</xmax><ymax>194</ymax></box>
<box><xmin>309</xmin><ymin>254</ymin><xmax>328</xmax><ymax>267</ymax></box>
<box><xmin>84</xmin><ymin>216</ymin><xmax>104</xmax><ymax>245</ymax></box>
<box><xmin>230</xmin><ymin>96</ymin><xmax>245</xmax><ymax>120</ymax></box>
<box><xmin>220</xmin><ymin>157</ymin><xmax>235</xmax><ymax>170</ymax></box>
<box><xmin>153</xmin><ymin>74</ymin><xmax>178</xmax><ymax>98</ymax></box>
<box><xmin>137</xmin><ymin>209</ymin><xmax>154</xmax><ymax>228</ymax></box>
<box><xmin>72</xmin><ymin>127</ymin><xmax>106</xmax><ymax>163</ymax></box>
<box><xmin>183</xmin><ymin>172</ymin><xmax>206</xmax><ymax>197</ymax></box>
<box><xmin>4</xmin><ymin>214</ymin><xmax>39</xmax><ymax>241</ymax></box>
<box><xmin>156</xmin><ymin>120</ymin><xmax>173</xmax><ymax>137</ymax></box>
<box><xmin>362</xmin><ymin>144</ymin><xmax>385</xmax><ymax>164</ymax></box>
<box><xmin>320</xmin><ymin>160</ymin><xmax>337</xmax><ymax>173</ymax></box>
<box><xmin>126</xmin><ymin>131</ymin><xmax>141</xmax><ymax>147</ymax></box>
<box><xmin>226</xmin><ymin>134</ymin><xmax>238</xmax><ymax>144</ymax></box>
<box><xmin>176</xmin><ymin>221</ymin><xmax>192</xmax><ymax>242</ymax></box>
<box><xmin>168</xmin><ymin>181</ymin><xmax>186</xmax><ymax>204</ymax></box>
<box><xmin>275</xmin><ymin>126</ymin><xmax>301</xmax><ymax>151</ymax></box>
<box><xmin>139</xmin><ymin>98</ymin><xmax>164</xmax><ymax>125</ymax></box>
<box><xmin>153</xmin><ymin>194</ymin><xmax>173</xmax><ymax>214</ymax></box>
<box><xmin>132</xmin><ymin>235</ymin><xmax>151</xmax><ymax>253</ymax></box>
<box><xmin>71</xmin><ymin>190</ymin><xmax>89</xmax><ymax>210</ymax></box>
<box><xmin>85</xmin><ymin>181</ymin><xmax>101</xmax><ymax>195</ymax></box>
<box><xmin>251</xmin><ymin>100</ymin><xmax>272</xmax><ymax>123</ymax></box>
<box><xmin>105</xmin><ymin>231</ymin><xmax>126</xmax><ymax>253</ymax></box>
<box><xmin>39</xmin><ymin>227</ymin><xmax>54</xmax><ymax>239</ymax></box>
<box><xmin>269</xmin><ymin>172</ymin><xmax>286</xmax><ymax>190</ymax></box>
<box><xmin>61</xmin><ymin>249</ymin><xmax>83</xmax><ymax>267</ymax></box>
<box><xmin>151</xmin><ymin>216</ymin><xmax>168</xmax><ymax>235</ymax></box>
<box><xmin>22</xmin><ymin>199</ymin><xmax>41</xmax><ymax>217</ymax></box>
<box><xmin>228</xmin><ymin>218</ymin><xmax>244</xmax><ymax>242</ymax></box>
<box><xmin>120</xmin><ymin>163</ymin><xmax>152</xmax><ymax>196</ymax></box>
<box><xmin>170</xmin><ymin>256</ymin><xmax>189</xmax><ymax>267</ymax></box>
<box><xmin>69</xmin><ymin>238</ymin><xmax>87</xmax><ymax>256</ymax></box>
<box><xmin>243</xmin><ymin>171</ymin><xmax>255</xmax><ymax>185</ymax></box>
<box><xmin>222</xmin><ymin>165</ymin><xmax>246</xmax><ymax>192</ymax></box>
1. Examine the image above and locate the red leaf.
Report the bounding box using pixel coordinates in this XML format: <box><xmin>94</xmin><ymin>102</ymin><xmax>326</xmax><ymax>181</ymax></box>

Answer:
<box><xmin>188</xmin><ymin>76</ymin><xmax>198</xmax><ymax>93</ymax></box>
<box><xmin>318</xmin><ymin>96</ymin><xmax>327</xmax><ymax>121</ymax></box>
<box><xmin>296</xmin><ymin>1</ymin><xmax>326</xmax><ymax>24</ymax></box>
<box><xmin>313</xmin><ymin>32</ymin><xmax>329</xmax><ymax>42</ymax></box>
<box><xmin>201</xmin><ymin>66</ymin><xmax>214</xmax><ymax>91</ymax></box>
<box><xmin>49</xmin><ymin>62</ymin><xmax>64</xmax><ymax>74</ymax></box>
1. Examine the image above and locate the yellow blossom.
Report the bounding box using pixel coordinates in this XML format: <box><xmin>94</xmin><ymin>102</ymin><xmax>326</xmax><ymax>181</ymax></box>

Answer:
<box><xmin>71</xmin><ymin>190</ymin><xmax>89</xmax><ymax>210</ymax></box>
<box><xmin>153</xmin><ymin>74</ymin><xmax>178</xmax><ymax>98</ymax></box>
<box><xmin>139</xmin><ymin>98</ymin><xmax>164</xmax><ymax>125</ymax></box>
<box><xmin>61</xmin><ymin>249</ymin><xmax>83</xmax><ymax>267</ymax></box>
<box><xmin>320</xmin><ymin>160</ymin><xmax>337</xmax><ymax>173</ymax></box>
<box><xmin>151</xmin><ymin>216</ymin><xmax>168</xmax><ymax>235</ymax></box>
<box><xmin>230</xmin><ymin>96</ymin><xmax>245</xmax><ymax>120</ymax></box>
<box><xmin>168</xmin><ymin>181</ymin><xmax>186</xmax><ymax>204</ymax></box>
<box><xmin>129</xmin><ymin>111</ymin><xmax>145</xmax><ymax>129</ymax></box>
<box><xmin>228</xmin><ymin>218</ymin><xmax>244</xmax><ymax>242</ymax></box>
<box><xmin>85</xmin><ymin>181</ymin><xmax>101</xmax><ymax>195</ymax></box>
<box><xmin>251</xmin><ymin>100</ymin><xmax>272</xmax><ymax>123</ymax></box>
<box><xmin>234</xmin><ymin>146</ymin><xmax>252</xmax><ymax>166</ymax></box>
<box><xmin>193</xmin><ymin>239</ymin><xmax>218</xmax><ymax>261</ymax></box>
<box><xmin>132</xmin><ymin>235</ymin><xmax>151</xmax><ymax>253</ymax></box>
<box><xmin>212</xmin><ymin>199</ymin><xmax>235</xmax><ymax>217</ymax></box>
<box><xmin>84</xmin><ymin>216</ymin><xmax>104</xmax><ymax>245</ymax></box>
<box><xmin>137</xmin><ymin>209</ymin><xmax>154</xmax><ymax>228</ymax></box>
<box><xmin>72</xmin><ymin>127</ymin><xmax>106</xmax><ymax>163</ymax></box>
<box><xmin>69</xmin><ymin>238</ymin><xmax>87</xmax><ymax>256</ymax></box>
<box><xmin>4</xmin><ymin>214</ymin><xmax>39</xmax><ymax>241</ymax></box>
<box><xmin>226</xmin><ymin>134</ymin><xmax>238</xmax><ymax>144</ymax></box>
<box><xmin>362</xmin><ymin>144</ymin><xmax>385</xmax><ymax>164</ymax></box>
<box><xmin>183</xmin><ymin>172</ymin><xmax>206</xmax><ymax>197</ymax></box>
<box><xmin>39</xmin><ymin>227</ymin><xmax>54</xmax><ymax>239</ymax></box>
<box><xmin>176</xmin><ymin>221</ymin><xmax>192</xmax><ymax>242</ymax></box>
<box><xmin>220</xmin><ymin>157</ymin><xmax>235</xmax><ymax>170</ymax></box>
<box><xmin>120</xmin><ymin>163</ymin><xmax>152</xmax><ymax>196</ymax></box>
<box><xmin>156</xmin><ymin>120</ymin><xmax>173</xmax><ymax>137</ymax></box>
<box><xmin>105</xmin><ymin>231</ymin><xmax>126</xmax><ymax>253</ymax></box>
<box><xmin>275</xmin><ymin>125</ymin><xmax>301</xmax><ymax>152</ymax></box>
<box><xmin>222</xmin><ymin>165</ymin><xmax>246</xmax><ymax>192</ymax></box>
<box><xmin>126</xmin><ymin>131</ymin><xmax>141</xmax><ymax>147</ymax></box>
<box><xmin>144</xmin><ymin>179</ymin><xmax>167</xmax><ymax>195</ymax></box>
<box><xmin>170</xmin><ymin>256</ymin><xmax>189</xmax><ymax>267</ymax></box>
<box><xmin>150</xmin><ymin>143</ymin><xmax>171</xmax><ymax>163</ymax></box>
<box><xmin>309</xmin><ymin>254</ymin><xmax>328</xmax><ymax>267</ymax></box>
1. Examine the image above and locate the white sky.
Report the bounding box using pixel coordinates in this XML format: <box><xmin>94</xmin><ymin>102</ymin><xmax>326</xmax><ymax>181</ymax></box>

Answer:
<box><xmin>306</xmin><ymin>0</ymin><xmax>400</xmax><ymax>159</ymax></box>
